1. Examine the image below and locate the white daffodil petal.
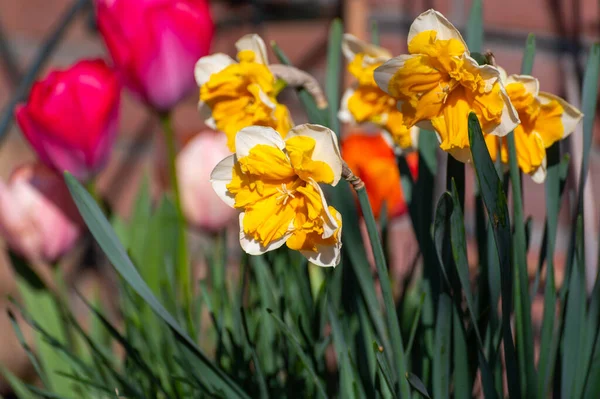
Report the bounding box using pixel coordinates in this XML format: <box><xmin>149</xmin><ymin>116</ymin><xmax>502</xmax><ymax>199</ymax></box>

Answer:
<box><xmin>235</xmin><ymin>126</ymin><xmax>287</xmax><ymax>159</ymax></box>
<box><xmin>257</xmin><ymin>87</ymin><xmax>276</xmax><ymax>109</ymax></box>
<box><xmin>210</xmin><ymin>155</ymin><xmax>236</xmax><ymax>207</ymax></box>
<box><xmin>236</xmin><ymin>34</ymin><xmax>269</xmax><ymax>65</ymax></box>
<box><xmin>408</xmin><ymin>9</ymin><xmax>467</xmax><ymax>50</ymax></box>
<box><xmin>489</xmin><ymin>86</ymin><xmax>521</xmax><ymax>137</ymax></box>
<box><xmin>409</xmin><ymin>126</ymin><xmax>420</xmax><ymax>151</ymax></box>
<box><xmin>301</xmin><ymin>240</ymin><xmax>341</xmax><ymax>267</ymax></box>
<box><xmin>531</xmin><ymin>156</ymin><xmax>547</xmax><ymax>184</ymax></box>
<box><xmin>374</xmin><ymin>55</ymin><xmax>414</xmax><ymax>95</ymax></box>
<box><xmin>538</xmin><ymin>92</ymin><xmax>583</xmax><ymax>139</ymax></box>
<box><xmin>198</xmin><ymin>101</ymin><xmax>216</xmax><ymax>127</ymax></box>
<box><xmin>342</xmin><ymin>33</ymin><xmax>392</xmax><ymax>62</ymax></box>
<box><xmin>306</xmin><ymin>179</ymin><xmax>338</xmax><ymax>238</ymax></box>
<box><xmin>238</xmin><ymin>213</ymin><xmax>291</xmax><ymax>255</ymax></box>
<box><xmin>287</xmin><ymin>124</ymin><xmax>343</xmax><ymax>185</ymax></box>
<box><xmin>338</xmin><ymin>88</ymin><xmax>356</xmax><ymax>124</ymax></box>
<box><xmin>497</xmin><ymin>66</ymin><xmax>509</xmax><ymax>84</ymax></box>
<box><xmin>194</xmin><ymin>53</ymin><xmax>235</xmax><ymax>86</ymax></box>
<box><xmin>507</xmin><ymin>74</ymin><xmax>540</xmax><ymax>97</ymax></box>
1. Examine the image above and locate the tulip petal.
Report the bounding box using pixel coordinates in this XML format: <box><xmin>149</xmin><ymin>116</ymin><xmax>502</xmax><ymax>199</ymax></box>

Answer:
<box><xmin>373</xmin><ymin>55</ymin><xmax>416</xmax><ymax>95</ymax></box>
<box><xmin>194</xmin><ymin>53</ymin><xmax>236</xmax><ymax>86</ymax></box>
<box><xmin>235</xmin><ymin>126</ymin><xmax>287</xmax><ymax>159</ymax></box>
<box><xmin>342</xmin><ymin>33</ymin><xmax>392</xmax><ymax>62</ymax></box>
<box><xmin>238</xmin><ymin>212</ymin><xmax>291</xmax><ymax>255</ymax></box>
<box><xmin>408</xmin><ymin>9</ymin><xmax>467</xmax><ymax>50</ymax></box>
<box><xmin>210</xmin><ymin>154</ymin><xmax>236</xmax><ymax>207</ymax></box>
<box><xmin>286</xmin><ymin>124</ymin><xmax>343</xmax><ymax>186</ymax></box>
<box><xmin>236</xmin><ymin>34</ymin><xmax>269</xmax><ymax>65</ymax></box>
<box><xmin>337</xmin><ymin>87</ymin><xmax>356</xmax><ymax>124</ymax></box>
<box><xmin>507</xmin><ymin>74</ymin><xmax>540</xmax><ymax>97</ymax></box>
<box><xmin>538</xmin><ymin>92</ymin><xmax>583</xmax><ymax>142</ymax></box>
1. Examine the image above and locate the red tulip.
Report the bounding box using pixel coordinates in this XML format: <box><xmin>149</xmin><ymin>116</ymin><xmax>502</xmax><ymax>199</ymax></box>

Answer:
<box><xmin>0</xmin><ymin>164</ymin><xmax>83</xmax><ymax>263</ymax></box>
<box><xmin>96</xmin><ymin>0</ymin><xmax>215</xmax><ymax>111</ymax></box>
<box><xmin>15</xmin><ymin>59</ymin><xmax>120</xmax><ymax>182</ymax></box>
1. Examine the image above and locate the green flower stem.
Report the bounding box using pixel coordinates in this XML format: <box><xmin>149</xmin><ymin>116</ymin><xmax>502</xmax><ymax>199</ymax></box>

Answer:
<box><xmin>343</xmin><ymin>162</ymin><xmax>411</xmax><ymax>398</ymax></box>
<box><xmin>159</xmin><ymin>111</ymin><xmax>193</xmax><ymax>333</ymax></box>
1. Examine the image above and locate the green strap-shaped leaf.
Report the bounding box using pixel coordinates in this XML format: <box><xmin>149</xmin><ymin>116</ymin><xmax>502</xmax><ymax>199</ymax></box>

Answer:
<box><xmin>326</xmin><ymin>19</ymin><xmax>343</xmax><ymax>136</ymax></box>
<box><xmin>468</xmin><ymin>113</ymin><xmax>521</xmax><ymax>398</ymax></box>
<box><xmin>506</xmin><ymin>33</ymin><xmax>537</xmax><ymax>398</ymax></box>
<box><xmin>64</xmin><ymin>173</ymin><xmax>249</xmax><ymax>399</ymax></box>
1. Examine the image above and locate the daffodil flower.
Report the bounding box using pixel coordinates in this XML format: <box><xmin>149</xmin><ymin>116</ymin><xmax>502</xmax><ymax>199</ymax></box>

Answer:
<box><xmin>195</xmin><ymin>34</ymin><xmax>293</xmax><ymax>151</ymax></box>
<box><xmin>210</xmin><ymin>124</ymin><xmax>343</xmax><ymax>267</ymax></box>
<box><xmin>338</xmin><ymin>34</ymin><xmax>419</xmax><ymax>152</ymax></box>
<box><xmin>374</xmin><ymin>9</ymin><xmax>520</xmax><ymax>162</ymax></box>
<box><xmin>485</xmin><ymin>69</ymin><xmax>582</xmax><ymax>182</ymax></box>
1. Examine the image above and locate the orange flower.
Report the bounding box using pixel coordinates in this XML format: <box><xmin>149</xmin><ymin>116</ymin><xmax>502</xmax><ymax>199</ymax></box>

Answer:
<box><xmin>341</xmin><ymin>131</ymin><xmax>418</xmax><ymax>219</ymax></box>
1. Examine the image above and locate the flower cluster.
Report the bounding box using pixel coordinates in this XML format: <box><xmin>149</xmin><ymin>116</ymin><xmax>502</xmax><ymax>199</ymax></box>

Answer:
<box><xmin>4</xmin><ymin>4</ymin><xmax>583</xmax><ymax>269</ymax></box>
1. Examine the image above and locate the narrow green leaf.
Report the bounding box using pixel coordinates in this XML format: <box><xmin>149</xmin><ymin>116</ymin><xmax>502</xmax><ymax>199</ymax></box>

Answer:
<box><xmin>468</xmin><ymin>113</ymin><xmax>521</xmax><ymax>398</ymax></box>
<box><xmin>433</xmin><ymin>293</ymin><xmax>451</xmax><ymax>399</ymax></box>
<box><xmin>373</xmin><ymin>342</ymin><xmax>398</xmax><ymax>399</ymax></box>
<box><xmin>507</xmin><ymin>103</ymin><xmax>537</xmax><ymax>398</ymax></box>
<box><xmin>328</xmin><ymin>299</ymin><xmax>360</xmax><ymax>399</ymax></box>
<box><xmin>326</xmin><ymin>19</ymin><xmax>343</xmax><ymax>135</ymax></box>
<box><xmin>405</xmin><ymin>292</ymin><xmax>426</xmax><ymax>357</ymax></box>
<box><xmin>465</xmin><ymin>0</ymin><xmax>483</xmax><ymax>52</ymax></box>
<box><xmin>268</xmin><ymin>310</ymin><xmax>327</xmax><ymax>398</ymax></box>
<box><xmin>355</xmin><ymin>186</ymin><xmax>410</xmax><ymax>398</ymax></box>
<box><xmin>561</xmin><ymin>216</ymin><xmax>587</xmax><ymax>398</ymax></box>
<box><xmin>64</xmin><ymin>172</ymin><xmax>248</xmax><ymax>399</ymax></box>
<box><xmin>406</xmin><ymin>372</ymin><xmax>431</xmax><ymax>398</ymax></box>
<box><xmin>0</xmin><ymin>366</ymin><xmax>35</xmax><ymax>399</ymax></box>
<box><xmin>521</xmin><ymin>34</ymin><xmax>536</xmax><ymax>74</ymax></box>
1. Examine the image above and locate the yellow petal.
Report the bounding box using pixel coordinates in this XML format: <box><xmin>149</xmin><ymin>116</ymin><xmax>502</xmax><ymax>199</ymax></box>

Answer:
<box><xmin>238</xmin><ymin>144</ymin><xmax>296</xmax><ymax>180</ymax></box>
<box><xmin>286</xmin><ymin>124</ymin><xmax>343</xmax><ymax>185</ymax></box>
<box><xmin>285</xmin><ymin>135</ymin><xmax>335</xmax><ymax>185</ymax></box>
<box><xmin>536</xmin><ymin>92</ymin><xmax>583</xmax><ymax>147</ymax></box>
<box><xmin>431</xmin><ymin>88</ymin><xmax>472</xmax><ymax>162</ymax></box>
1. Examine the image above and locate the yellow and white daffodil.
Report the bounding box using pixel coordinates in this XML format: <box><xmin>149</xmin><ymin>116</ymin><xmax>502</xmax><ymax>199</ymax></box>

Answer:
<box><xmin>210</xmin><ymin>124</ymin><xmax>343</xmax><ymax>267</ymax></box>
<box><xmin>338</xmin><ymin>34</ymin><xmax>419</xmax><ymax>152</ymax></box>
<box><xmin>195</xmin><ymin>34</ymin><xmax>293</xmax><ymax>151</ymax></box>
<box><xmin>374</xmin><ymin>9</ymin><xmax>520</xmax><ymax>162</ymax></box>
<box><xmin>485</xmin><ymin>69</ymin><xmax>583</xmax><ymax>182</ymax></box>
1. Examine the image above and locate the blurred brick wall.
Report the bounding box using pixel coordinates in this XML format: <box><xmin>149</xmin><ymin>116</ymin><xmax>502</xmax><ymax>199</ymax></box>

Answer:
<box><xmin>0</xmin><ymin>0</ymin><xmax>598</xmax><ymax>391</ymax></box>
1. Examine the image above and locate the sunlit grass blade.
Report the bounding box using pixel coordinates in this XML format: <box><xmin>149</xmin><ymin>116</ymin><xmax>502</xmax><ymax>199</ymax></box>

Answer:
<box><xmin>328</xmin><ymin>299</ymin><xmax>360</xmax><ymax>399</ymax></box>
<box><xmin>64</xmin><ymin>172</ymin><xmax>249</xmax><ymax>399</ymax></box>
<box><xmin>468</xmin><ymin>113</ymin><xmax>521</xmax><ymax>398</ymax></box>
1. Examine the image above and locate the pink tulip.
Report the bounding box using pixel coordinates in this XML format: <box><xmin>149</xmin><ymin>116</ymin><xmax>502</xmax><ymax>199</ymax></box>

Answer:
<box><xmin>177</xmin><ymin>130</ymin><xmax>236</xmax><ymax>231</ymax></box>
<box><xmin>15</xmin><ymin>59</ymin><xmax>120</xmax><ymax>182</ymax></box>
<box><xmin>96</xmin><ymin>0</ymin><xmax>215</xmax><ymax>111</ymax></box>
<box><xmin>0</xmin><ymin>164</ymin><xmax>82</xmax><ymax>263</ymax></box>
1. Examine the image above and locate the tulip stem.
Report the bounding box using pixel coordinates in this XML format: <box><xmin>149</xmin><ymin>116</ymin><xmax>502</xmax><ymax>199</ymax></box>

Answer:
<box><xmin>342</xmin><ymin>162</ymin><xmax>410</xmax><ymax>397</ymax></box>
<box><xmin>159</xmin><ymin>111</ymin><xmax>193</xmax><ymax>334</ymax></box>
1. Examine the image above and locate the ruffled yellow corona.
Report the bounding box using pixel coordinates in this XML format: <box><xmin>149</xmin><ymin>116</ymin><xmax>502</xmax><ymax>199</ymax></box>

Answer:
<box><xmin>210</xmin><ymin>124</ymin><xmax>343</xmax><ymax>267</ymax></box>
<box><xmin>195</xmin><ymin>34</ymin><xmax>292</xmax><ymax>151</ymax></box>
<box><xmin>374</xmin><ymin>9</ymin><xmax>520</xmax><ymax>162</ymax></box>
<box><xmin>339</xmin><ymin>35</ymin><xmax>419</xmax><ymax>151</ymax></box>
<box><xmin>485</xmin><ymin>71</ymin><xmax>582</xmax><ymax>182</ymax></box>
